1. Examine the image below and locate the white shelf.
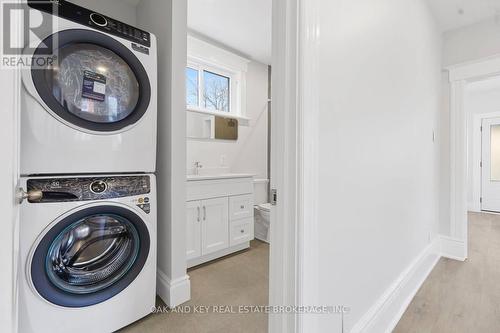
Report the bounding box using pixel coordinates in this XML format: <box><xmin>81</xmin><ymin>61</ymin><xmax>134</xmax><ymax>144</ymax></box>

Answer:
<box><xmin>186</xmin><ymin>106</ymin><xmax>251</xmax><ymax>122</ymax></box>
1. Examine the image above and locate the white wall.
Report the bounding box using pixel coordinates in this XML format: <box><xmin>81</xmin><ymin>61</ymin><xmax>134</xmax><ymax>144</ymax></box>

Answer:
<box><xmin>307</xmin><ymin>0</ymin><xmax>442</xmax><ymax>331</ymax></box>
<box><xmin>0</xmin><ymin>0</ymin><xmax>21</xmax><ymax>330</ymax></box>
<box><xmin>69</xmin><ymin>0</ymin><xmax>137</xmax><ymax>25</ymax></box>
<box><xmin>443</xmin><ymin>17</ymin><xmax>500</xmax><ymax>67</ymax></box>
<box><xmin>0</xmin><ymin>60</ymin><xmax>19</xmax><ymax>333</ymax></box>
<box><xmin>0</xmin><ymin>66</ymin><xmax>19</xmax><ymax>333</ymax></box>
<box><xmin>186</xmin><ymin>60</ymin><xmax>269</xmax><ymax>180</ymax></box>
<box><xmin>137</xmin><ymin>0</ymin><xmax>190</xmax><ymax>307</ymax></box>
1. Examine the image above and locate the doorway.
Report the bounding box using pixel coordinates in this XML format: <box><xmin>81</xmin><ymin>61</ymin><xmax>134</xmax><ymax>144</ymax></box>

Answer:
<box><xmin>480</xmin><ymin>116</ymin><xmax>500</xmax><ymax>212</ymax></box>
<box><xmin>4</xmin><ymin>0</ymin><xmax>303</xmax><ymax>332</ymax></box>
<box><xmin>447</xmin><ymin>60</ymin><xmax>500</xmax><ymax>261</ymax></box>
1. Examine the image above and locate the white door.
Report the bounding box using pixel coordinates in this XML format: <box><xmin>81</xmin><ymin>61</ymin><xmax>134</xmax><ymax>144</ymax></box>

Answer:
<box><xmin>186</xmin><ymin>201</ymin><xmax>202</xmax><ymax>260</ymax></box>
<box><xmin>201</xmin><ymin>197</ymin><xmax>229</xmax><ymax>255</ymax></box>
<box><xmin>481</xmin><ymin>117</ymin><xmax>500</xmax><ymax>212</ymax></box>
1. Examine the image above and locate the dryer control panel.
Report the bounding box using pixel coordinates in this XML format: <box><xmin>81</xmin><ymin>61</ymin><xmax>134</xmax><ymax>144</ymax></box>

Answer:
<box><xmin>27</xmin><ymin>176</ymin><xmax>151</xmax><ymax>203</ymax></box>
<box><xmin>28</xmin><ymin>0</ymin><xmax>152</xmax><ymax>48</ymax></box>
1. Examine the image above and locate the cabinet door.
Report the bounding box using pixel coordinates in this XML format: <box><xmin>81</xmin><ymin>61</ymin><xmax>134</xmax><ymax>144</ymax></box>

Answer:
<box><xmin>201</xmin><ymin>197</ymin><xmax>229</xmax><ymax>255</ymax></box>
<box><xmin>186</xmin><ymin>200</ymin><xmax>202</xmax><ymax>260</ymax></box>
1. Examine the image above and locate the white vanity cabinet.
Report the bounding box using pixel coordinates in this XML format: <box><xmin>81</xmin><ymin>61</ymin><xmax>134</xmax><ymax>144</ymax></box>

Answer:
<box><xmin>186</xmin><ymin>201</ymin><xmax>202</xmax><ymax>260</ymax></box>
<box><xmin>186</xmin><ymin>175</ymin><xmax>254</xmax><ymax>268</ymax></box>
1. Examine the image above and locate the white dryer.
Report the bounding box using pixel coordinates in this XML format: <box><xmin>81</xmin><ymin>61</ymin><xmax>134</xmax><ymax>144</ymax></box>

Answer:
<box><xmin>18</xmin><ymin>174</ymin><xmax>156</xmax><ymax>333</ymax></box>
<box><xmin>21</xmin><ymin>0</ymin><xmax>157</xmax><ymax>175</ymax></box>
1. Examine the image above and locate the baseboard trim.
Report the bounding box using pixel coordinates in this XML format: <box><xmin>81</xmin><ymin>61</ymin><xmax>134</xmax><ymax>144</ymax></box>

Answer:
<box><xmin>187</xmin><ymin>242</ymin><xmax>249</xmax><ymax>268</ymax></box>
<box><xmin>156</xmin><ymin>270</ymin><xmax>191</xmax><ymax>308</ymax></box>
<box><xmin>350</xmin><ymin>239</ymin><xmax>441</xmax><ymax>333</ymax></box>
<box><xmin>440</xmin><ymin>236</ymin><xmax>467</xmax><ymax>261</ymax></box>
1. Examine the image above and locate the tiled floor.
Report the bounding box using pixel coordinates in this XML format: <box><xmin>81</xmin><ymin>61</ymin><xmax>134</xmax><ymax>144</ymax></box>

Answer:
<box><xmin>120</xmin><ymin>240</ymin><xmax>269</xmax><ymax>333</ymax></box>
<box><xmin>394</xmin><ymin>212</ymin><xmax>500</xmax><ymax>333</ymax></box>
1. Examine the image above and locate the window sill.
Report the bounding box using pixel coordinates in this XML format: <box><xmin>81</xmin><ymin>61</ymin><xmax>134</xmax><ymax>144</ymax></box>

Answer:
<box><xmin>186</xmin><ymin>106</ymin><xmax>251</xmax><ymax>122</ymax></box>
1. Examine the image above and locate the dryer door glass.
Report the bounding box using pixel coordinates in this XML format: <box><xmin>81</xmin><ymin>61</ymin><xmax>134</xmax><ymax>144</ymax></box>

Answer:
<box><xmin>45</xmin><ymin>43</ymin><xmax>139</xmax><ymax>124</ymax></box>
<box><xmin>46</xmin><ymin>213</ymin><xmax>140</xmax><ymax>294</ymax></box>
<box><xmin>31</xmin><ymin>30</ymin><xmax>151</xmax><ymax>132</ymax></box>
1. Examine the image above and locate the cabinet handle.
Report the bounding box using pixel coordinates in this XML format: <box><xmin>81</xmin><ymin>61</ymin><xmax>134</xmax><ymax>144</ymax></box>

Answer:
<box><xmin>197</xmin><ymin>206</ymin><xmax>200</xmax><ymax>222</ymax></box>
<box><xmin>203</xmin><ymin>206</ymin><xmax>206</xmax><ymax>221</ymax></box>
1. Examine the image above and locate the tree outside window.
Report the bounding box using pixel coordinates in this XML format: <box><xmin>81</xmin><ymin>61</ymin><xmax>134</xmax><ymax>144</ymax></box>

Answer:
<box><xmin>203</xmin><ymin>70</ymin><xmax>229</xmax><ymax>112</ymax></box>
<box><xmin>185</xmin><ymin>67</ymin><xmax>230</xmax><ymax>113</ymax></box>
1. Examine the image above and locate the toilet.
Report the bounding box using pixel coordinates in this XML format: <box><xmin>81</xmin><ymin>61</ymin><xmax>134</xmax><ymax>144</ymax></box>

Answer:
<box><xmin>254</xmin><ymin>203</ymin><xmax>271</xmax><ymax>243</ymax></box>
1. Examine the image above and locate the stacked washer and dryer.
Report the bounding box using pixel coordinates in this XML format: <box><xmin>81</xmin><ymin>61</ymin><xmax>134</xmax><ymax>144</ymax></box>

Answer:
<box><xmin>18</xmin><ymin>1</ymin><xmax>157</xmax><ymax>332</ymax></box>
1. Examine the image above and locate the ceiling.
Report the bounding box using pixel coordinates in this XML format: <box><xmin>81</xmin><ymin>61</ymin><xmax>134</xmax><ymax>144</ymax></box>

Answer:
<box><xmin>187</xmin><ymin>0</ymin><xmax>272</xmax><ymax>65</ymax></box>
<box><xmin>427</xmin><ymin>0</ymin><xmax>500</xmax><ymax>32</ymax></box>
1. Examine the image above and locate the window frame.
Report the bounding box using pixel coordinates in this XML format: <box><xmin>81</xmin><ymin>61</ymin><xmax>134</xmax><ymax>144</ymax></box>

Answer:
<box><xmin>186</xmin><ymin>56</ymin><xmax>243</xmax><ymax>116</ymax></box>
<box><xmin>202</xmin><ymin>69</ymin><xmax>231</xmax><ymax>112</ymax></box>
<box><xmin>185</xmin><ymin>66</ymin><xmax>200</xmax><ymax>108</ymax></box>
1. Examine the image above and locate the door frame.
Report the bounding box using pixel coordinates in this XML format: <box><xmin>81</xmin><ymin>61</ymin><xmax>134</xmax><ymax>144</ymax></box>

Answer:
<box><xmin>0</xmin><ymin>0</ymin><xmax>311</xmax><ymax>331</ymax></box>
<box><xmin>0</xmin><ymin>0</ymin><xmax>21</xmax><ymax>331</ymax></box>
<box><xmin>478</xmin><ymin>116</ymin><xmax>500</xmax><ymax>213</ymax></box>
<box><xmin>269</xmin><ymin>0</ymin><xmax>318</xmax><ymax>332</ymax></box>
<box><xmin>447</xmin><ymin>55</ymin><xmax>500</xmax><ymax>261</ymax></box>
<box><xmin>470</xmin><ymin>112</ymin><xmax>500</xmax><ymax>212</ymax></box>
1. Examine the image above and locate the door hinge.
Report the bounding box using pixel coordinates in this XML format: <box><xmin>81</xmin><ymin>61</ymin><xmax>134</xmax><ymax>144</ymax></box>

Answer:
<box><xmin>480</xmin><ymin>197</ymin><xmax>483</xmax><ymax>203</ymax></box>
<box><xmin>481</xmin><ymin>126</ymin><xmax>483</xmax><ymax>132</ymax></box>
<box><xmin>271</xmin><ymin>189</ymin><xmax>277</xmax><ymax>205</ymax></box>
<box><xmin>480</xmin><ymin>161</ymin><xmax>483</xmax><ymax>168</ymax></box>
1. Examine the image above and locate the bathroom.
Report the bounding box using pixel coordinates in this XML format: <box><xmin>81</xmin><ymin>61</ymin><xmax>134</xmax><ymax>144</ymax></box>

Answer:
<box><xmin>183</xmin><ymin>0</ymin><xmax>273</xmax><ymax>327</ymax></box>
<box><xmin>129</xmin><ymin>0</ymin><xmax>274</xmax><ymax>330</ymax></box>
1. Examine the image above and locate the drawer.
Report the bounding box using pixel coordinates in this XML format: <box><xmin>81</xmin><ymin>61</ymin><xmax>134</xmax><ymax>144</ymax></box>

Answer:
<box><xmin>186</xmin><ymin>177</ymin><xmax>253</xmax><ymax>201</ymax></box>
<box><xmin>229</xmin><ymin>194</ymin><xmax>254</xmax><ymax>221</ymax></box>
<box><xmin>230</xmin><ymin>218</ymin><xmax>254</xmax><ymax>246</ymax></box>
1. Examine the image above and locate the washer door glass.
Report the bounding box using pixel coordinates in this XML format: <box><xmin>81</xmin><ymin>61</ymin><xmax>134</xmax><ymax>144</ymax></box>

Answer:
<box><xmin>46</xmin><ymin>43</ymin><xmax>140</xmax><ymax>123</ymax></box>
<box><xmin>46</xmin><ymin>214</ymin><xmax>139</xmax><ymax>294</ymax></box>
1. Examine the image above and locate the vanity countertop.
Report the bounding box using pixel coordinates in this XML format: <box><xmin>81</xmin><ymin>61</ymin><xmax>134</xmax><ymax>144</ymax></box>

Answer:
<box><xmin>186</xmin><ymin>173</ymin><xmax>254</xmax><ymax>181</ymax></box>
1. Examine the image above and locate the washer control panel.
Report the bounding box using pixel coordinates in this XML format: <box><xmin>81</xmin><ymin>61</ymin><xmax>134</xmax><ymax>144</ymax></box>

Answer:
<box><xmin>27</xmin><ymin>176</ymin><xmax>151</xmax><ymax>203</ymax></box>
<box><xmin>28</xmin><ymin>0</ymin><xmax>152</xmax><ymax>47</ymax></box>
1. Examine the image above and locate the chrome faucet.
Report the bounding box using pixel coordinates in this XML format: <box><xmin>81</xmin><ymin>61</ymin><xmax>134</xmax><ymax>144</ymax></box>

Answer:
<box><xmin>194</xmin><ymin>161</ymin><xmax>203</xmax><ymax>175</ymax></box>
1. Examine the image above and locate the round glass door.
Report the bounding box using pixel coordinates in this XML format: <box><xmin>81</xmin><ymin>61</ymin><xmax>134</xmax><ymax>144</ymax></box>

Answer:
<box><xmin>46</xmin><ymin>214</ymin><xmax>139</xmax><ymax>294</ymax></box>
<box><xmin>31</xmin><ymin>206</ymin><xmax>150</xmax><ymax>307</ymax></box>
<box><xmin>46</xmin><ymin>43</ymin><xmax>140</xmax><ymax>124</ymax></box>
<box><xmin>32</xmin><ymin>29</ymin><xmax>151</xmax><ymax>132</ymax></box>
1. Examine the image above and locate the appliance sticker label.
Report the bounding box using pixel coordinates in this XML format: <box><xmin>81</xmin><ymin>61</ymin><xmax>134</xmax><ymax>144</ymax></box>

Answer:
<box><xmin>82</xmin><ymin>70</ymin><xmax>107</xmax><ymax>102</ymax></box>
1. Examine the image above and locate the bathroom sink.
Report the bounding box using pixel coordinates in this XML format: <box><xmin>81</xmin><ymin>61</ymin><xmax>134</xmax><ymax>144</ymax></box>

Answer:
<box><xmin>186</xmin><ymin>173</ymin><xmax>254</xmax><ymax>181</ymax></box>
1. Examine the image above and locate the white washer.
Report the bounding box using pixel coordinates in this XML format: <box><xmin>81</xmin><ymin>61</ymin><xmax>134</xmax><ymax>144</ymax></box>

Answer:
<box><xmin>21</xmin><ymin>1</ymin><xmax>157</xmax><ymax>175</ymax></box>
<box><xmin>18</xmin><ymin>174</ymin><xmax>156</xmax><ymax>333</ymax></box>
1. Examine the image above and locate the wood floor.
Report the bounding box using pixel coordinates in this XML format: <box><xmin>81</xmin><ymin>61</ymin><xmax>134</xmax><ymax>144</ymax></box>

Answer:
<box><xmin>394</xmin><ymin>212</ymin><xmax>500</xmax><ymax>333</ymax></box>
<box><xmin>119</xmin><ymin>240</ymin><xmax>269</xmax><ymax>333</ymax></box>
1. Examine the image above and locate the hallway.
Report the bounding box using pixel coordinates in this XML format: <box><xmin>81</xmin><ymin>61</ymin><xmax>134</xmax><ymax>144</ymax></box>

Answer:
<box><xmin>395</xmin><ymin>212</ymin><xmax>500</xmax><ymax>332</ymax></box>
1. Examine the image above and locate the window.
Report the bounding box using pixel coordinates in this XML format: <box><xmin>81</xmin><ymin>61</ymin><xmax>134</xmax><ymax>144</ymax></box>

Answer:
<box><xmin>186</xmin><ymin>63</ymin><xmax>234</xmax><ymax>114</ymax></box>
<box><xmin>203</xmin><ymin>70</ymin><xmax>230</xmax><ymax>112</ymax></box>
<box><xmin>186</xmin><ymin>67</ymin><xmax>199</xmax><ymax>107</ymax></box>
<box><xmin>186</xmin><ymin>35</ymin><xmax>249</xmax><ymax>117</ymax></box>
